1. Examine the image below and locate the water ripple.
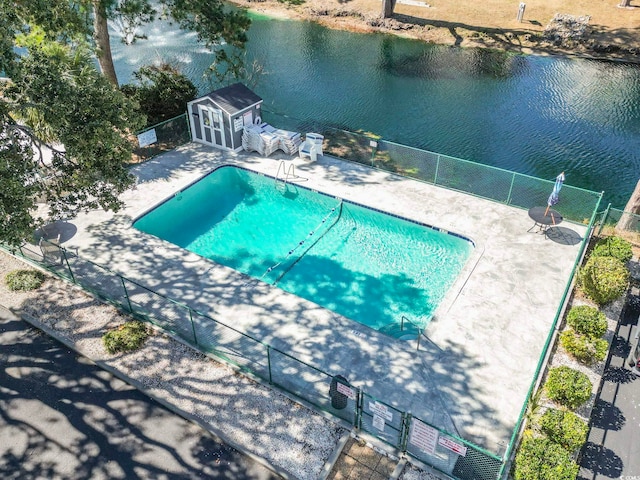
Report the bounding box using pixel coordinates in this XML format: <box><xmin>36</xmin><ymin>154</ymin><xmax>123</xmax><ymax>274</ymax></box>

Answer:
<box><xmin>111</xmin><ymin>15</ymin><xmax>640</xmax><ymax>207</ymax></box>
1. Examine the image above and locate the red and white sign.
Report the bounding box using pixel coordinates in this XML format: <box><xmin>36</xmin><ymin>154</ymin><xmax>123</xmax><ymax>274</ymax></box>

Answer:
<box><xmin>438</xmin><ymin>436</ymin><xmax>467</xmax><ymax>456</ymax></box>
<box><xmin>336</xmin><ymin>382</ymin><xmax>355</xmax><ymax>400</ymax></box>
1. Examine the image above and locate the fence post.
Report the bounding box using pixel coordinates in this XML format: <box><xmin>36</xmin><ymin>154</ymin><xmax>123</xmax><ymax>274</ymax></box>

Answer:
<box><xmin>121</xmin><ymin>276</ymin><xmax>133</xmax><ymax>312</ymax></box>
<box><xmin>400</xmin><ymin>411</ymin><xmax>412</xmax><ymax>452</ymax></box>
<box><xmin>267</xmin><ymin>345</ymin><xmax>273</xmax><ymax>384</ymax></box>
<box><xmin>506</xmin><ymin>172</ymin><xmax>516</xmax><ymax>205</ymax></box>
<box><xmin>355</xmin><ymin>388</ymin><xmax>363</xmax><ymax>429</ymax></box>
<box><xmin>184</xmin><ymin>112</ymin><xmax>191</xmax><ymax>140</ymax></box>
<box><xmin>61</xmin><ymin>248</ymin><xmax>75</xmax><ymax>283</ymax></box>
<box><xmin>189</xmin><ymin>308</ymin><xmax>198</xmax><ymax>347</ymax></box>
<box><xmin>597</xmin><ymin>202</ymin><xmax>611</xmax><ymax>236</ymax></box>
<box><xmin>434</xmin><ymin>154</ymin><xmax>441</xmax><ymax>185</ymax></box>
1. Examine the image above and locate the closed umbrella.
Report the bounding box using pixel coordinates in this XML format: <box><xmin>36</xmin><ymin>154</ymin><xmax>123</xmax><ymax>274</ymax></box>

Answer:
<box><xmin>545</xmin><ymin>172</ymin><xmax>565</xmax><ymax>218</ymax></box>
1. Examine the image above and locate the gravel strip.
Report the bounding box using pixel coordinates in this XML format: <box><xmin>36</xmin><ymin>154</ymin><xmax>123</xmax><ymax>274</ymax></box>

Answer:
<box><xmin>0</xmin><ymin>251</ymin><xmax>345</xmax><ymax>480</ymax></box>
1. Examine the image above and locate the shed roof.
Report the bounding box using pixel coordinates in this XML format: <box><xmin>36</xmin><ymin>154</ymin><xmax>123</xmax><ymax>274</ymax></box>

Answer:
<box><xmin>203</xmin><ymin>83</ymin><xmax>262</xmax><ymax>115</ymax></box>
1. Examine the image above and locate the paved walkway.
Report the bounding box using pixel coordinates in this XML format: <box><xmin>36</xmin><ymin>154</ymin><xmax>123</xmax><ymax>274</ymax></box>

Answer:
<box><xmin>578</xmin><ymin>289</ymin><xmax>640</xmax><ymax>480</ymax></box>
<box><xmin>0</xmin><ymin>306</ymin><xmax>281</xmax><ymax>480</ymax></box>
<box><xmin>33</xmin><ymin>143</ymin><xmax>588</xmax><ymax>470</ymax></box>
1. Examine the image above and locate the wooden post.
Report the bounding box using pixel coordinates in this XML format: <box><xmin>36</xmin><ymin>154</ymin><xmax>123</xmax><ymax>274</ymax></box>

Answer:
<box><xmin>517</xmin><ymin>3</ymin><xmax>526</xmax><ymax>22</ymax></box>
<box><xmin>381</xmin><ymin>0</ymin><xmax>397</xmax><ymax>18</ymax></box>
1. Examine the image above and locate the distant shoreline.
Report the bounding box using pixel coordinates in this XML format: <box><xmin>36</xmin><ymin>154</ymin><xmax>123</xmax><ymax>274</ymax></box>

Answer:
<box><xmin>230</xmin><ymin>0</ymin><xmax>640</xmax><ymax>65</ymax></box>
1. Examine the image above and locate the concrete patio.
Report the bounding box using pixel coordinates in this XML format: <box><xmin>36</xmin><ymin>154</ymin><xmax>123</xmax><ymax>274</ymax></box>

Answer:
<box><xmin>54</xmin><ymin>142</ymin><xmax>588</xmax><ymax>463</ymax></box>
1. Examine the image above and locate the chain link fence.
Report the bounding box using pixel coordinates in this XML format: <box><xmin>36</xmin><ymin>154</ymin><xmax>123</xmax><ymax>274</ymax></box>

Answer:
<box><xmin>4</xmin><ymin>239</ymin><xmax>504</xmax><ymax>480</ymax></box>
<box><xmin>596</xmin><ymin>206</ymin><xmax>640</xmax><ymax>246</ymax></box>
<box><xmin>130</xmin><ymin>109</ymin><xmax>602</xmax><ymax>224</ymax></box>
<box><xmin>10</xmin><ymin>109</ymin><xmax>606</xmax><ymax>480</ymax></box>
<box><xmin>261</xmin><ymin>109</ymin><xmax>602</xmax><ymax>224</ymax></box>
<box><xmin>132</xmin><ymin>114</ymin><xmax>191</xmax><ymax>163</ymax></box>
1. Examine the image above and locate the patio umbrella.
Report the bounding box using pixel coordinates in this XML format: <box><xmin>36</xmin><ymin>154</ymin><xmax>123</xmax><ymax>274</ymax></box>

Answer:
<box><xmin>545</xmin><ymin>172</ymin><xmax>565</xmax><ymax>217</ymax></box>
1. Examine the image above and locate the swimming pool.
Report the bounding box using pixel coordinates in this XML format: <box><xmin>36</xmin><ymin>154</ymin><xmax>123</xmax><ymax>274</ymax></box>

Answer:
<box><xmin>133</xmin><ymin>166</ymin><xmax>474</xmax><ymax>337</ymax></box>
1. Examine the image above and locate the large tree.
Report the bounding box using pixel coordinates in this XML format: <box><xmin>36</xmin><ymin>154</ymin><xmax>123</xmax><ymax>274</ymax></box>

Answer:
<box><xmin>91</xmin><ymin>0</ymin><xmax>251</xmax><ymax>86</ymax></box>
<box><xmin>0</xmin><ymin>0</ymin><xmax>250</xmax><ymax>245</ymax></box>
<box><xmin>7</xmin><ymin>1</ymin><xmax>251</xmax><ymax>87</ymax></box>
<box><xmin>1</xmin><ymin>31</ymin><xmax>145</xmax><ymax>246</ymax></box>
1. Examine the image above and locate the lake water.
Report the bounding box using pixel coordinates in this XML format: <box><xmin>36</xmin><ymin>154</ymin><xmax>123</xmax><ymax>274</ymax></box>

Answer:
<box><xmin>110</xmin><ymin>12</ymin><xmax>640</xmax><ymax>208</ymax></box>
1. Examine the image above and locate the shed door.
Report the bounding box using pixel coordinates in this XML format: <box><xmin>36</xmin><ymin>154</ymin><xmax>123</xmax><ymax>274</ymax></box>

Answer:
<box><xmin>199</xmin><ymin>105</ymin><xmax>226</xmax><ymax>148</ymax></box>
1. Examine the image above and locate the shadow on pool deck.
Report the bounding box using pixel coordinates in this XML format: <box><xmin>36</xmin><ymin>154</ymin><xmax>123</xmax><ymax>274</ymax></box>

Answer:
<box><xmin>59</xmin><ymin>142</ymin><xmax>588</xmax><ymax>460</ymax></box>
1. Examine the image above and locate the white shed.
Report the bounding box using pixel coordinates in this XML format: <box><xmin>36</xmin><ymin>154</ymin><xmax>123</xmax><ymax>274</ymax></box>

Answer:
<box><xmin>187</xmin><ymin>83</ymin><xmax>263</xmax><ymax>151</ymax></box>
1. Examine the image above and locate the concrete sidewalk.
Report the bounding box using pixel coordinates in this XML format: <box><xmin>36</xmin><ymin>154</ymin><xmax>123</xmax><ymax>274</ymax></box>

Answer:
<box><xmin>578</xmin><ymin>290</ymin><xmax>640</xmax><ymax>479</ymax></box>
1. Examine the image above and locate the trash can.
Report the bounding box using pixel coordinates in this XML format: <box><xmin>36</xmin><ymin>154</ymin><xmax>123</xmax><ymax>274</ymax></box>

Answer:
<box><xmin>329</xmin><ymin>375</ymin><xmax>349</xmax><ymax>410</ymax></box>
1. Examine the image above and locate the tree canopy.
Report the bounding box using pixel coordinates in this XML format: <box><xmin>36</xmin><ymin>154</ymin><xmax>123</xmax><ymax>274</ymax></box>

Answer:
<box><xmin>121</xmin><ymin>63</ymin><xmax>198</xmax><ymax>126</ymax></box>
<box><xmin>1</xmin><ymin>0</ymin><xmax>251</xmax><ymax>246</ymax></box>
<box><xmin>1</xmin><ymin>23</ymin><xmax>144</xmax><ymax>245</ymax></box>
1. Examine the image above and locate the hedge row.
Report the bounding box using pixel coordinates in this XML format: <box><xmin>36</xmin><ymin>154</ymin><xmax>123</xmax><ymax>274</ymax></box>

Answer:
<box><xmin>512</xmin><ymin>235</ymin><xmax>633</xmax><ymax>479</ymax></box>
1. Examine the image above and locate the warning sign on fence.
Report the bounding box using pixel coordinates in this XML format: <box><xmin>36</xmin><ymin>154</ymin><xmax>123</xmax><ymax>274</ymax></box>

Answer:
<box><xmin>438</xmin><ymin>436</ymin><xmax>467</xmax><ymax>456</ymax></box>
<box><xmin>368</xmin><ymin>401</ymin><xmax>393</xmax><ymax>422</ymax></box>
<box><xmin>336</xmin><ymin>382</ymin><xmax>355</xmax><ymax>400</ymax></box>
<box><xmin>409</xmin><ymin>420</ymin><xmax>438</xmax><ymax>454</ymax></box>
<box><xmin>373</xmin><ymin>414</ymin><xmax>386</xmax><ymax>431</ymax></box>
<box><xmin>137</xmin><ymin>129</ymin><xmax>157</xmax><ymax>147</ymax></box>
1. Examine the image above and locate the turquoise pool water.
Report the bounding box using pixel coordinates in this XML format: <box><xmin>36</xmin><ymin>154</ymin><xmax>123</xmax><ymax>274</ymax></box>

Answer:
<box><xmin>133</xmin><ymin>166</ymin><xmax>474</xmax><ymax>336</ymax></box>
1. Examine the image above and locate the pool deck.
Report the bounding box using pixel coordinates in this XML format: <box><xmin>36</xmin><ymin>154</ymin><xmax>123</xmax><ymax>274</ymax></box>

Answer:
<box><xmin>62</xmin><ymin>142</ymin><xmax>588</xmax><ymax>456</ymax></box>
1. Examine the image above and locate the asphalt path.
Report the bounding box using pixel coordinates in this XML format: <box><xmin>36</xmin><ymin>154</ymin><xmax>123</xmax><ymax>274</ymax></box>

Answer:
<box><xmin>578</xmin><ymin>294</ymin><xmax>640</xmax><ymax>480</ymax></box>
<box><xmin>0</xmin><ymin>310</ymin><xmax>281</xmax><ymax>480</ymax></box>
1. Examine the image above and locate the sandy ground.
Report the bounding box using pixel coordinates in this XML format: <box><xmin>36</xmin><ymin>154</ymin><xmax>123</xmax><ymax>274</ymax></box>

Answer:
<box><xmin>232</xmin><ymin>0</ymin><xmax>640</xmax><ymax>62</ymax></box>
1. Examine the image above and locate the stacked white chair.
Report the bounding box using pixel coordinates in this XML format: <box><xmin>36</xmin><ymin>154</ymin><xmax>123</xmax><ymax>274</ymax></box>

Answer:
<box><xmin>242</xmin><ymin>123</ymin><xmax>303</xmax><ymax>156</ymax></box>
<box><xmin>299</xmin><ymin>133</ymin><xmax>324</xmax><ymax>161</ymax></box>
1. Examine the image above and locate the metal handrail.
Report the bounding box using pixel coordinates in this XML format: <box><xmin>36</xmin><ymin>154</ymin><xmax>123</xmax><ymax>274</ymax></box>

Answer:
<box><xmin>275</xmin><ymin>161</ymin><xmax>296</xmax><ymax>185</ymax></box>
<box><xmin>400</xmin><ymin>315</ymin><xmax>425</xmax><ymax>351</ymax></box>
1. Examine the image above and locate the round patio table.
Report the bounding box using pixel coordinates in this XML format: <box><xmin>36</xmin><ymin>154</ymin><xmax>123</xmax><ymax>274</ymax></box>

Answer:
<box><xmin>528</xmin><ymin>206</ymin><xmax>563</xmax><ymax>236</ymax></box>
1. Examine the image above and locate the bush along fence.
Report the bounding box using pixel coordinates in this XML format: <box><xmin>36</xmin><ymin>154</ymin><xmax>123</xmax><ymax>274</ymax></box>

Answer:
<box><xmin>511</xmin><ymin>234</ymin><xmax>633</xmax><ymax>479</ymax></box>
<box><xmin>4</xmin><ymin>240</ymin><xmax>502</xmax><ymax>480</ymax></box>
<box><xmin>596</xmin><ymin>205</ymin><xmax>640</xmax><ymax>238</ymax></box>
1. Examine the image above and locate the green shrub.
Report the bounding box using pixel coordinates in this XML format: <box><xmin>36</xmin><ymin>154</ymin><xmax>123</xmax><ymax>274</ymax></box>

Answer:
<box><xmin>102</xmin><ymin>320</ymin><xmax>150</xmax><ymax>354</ymax></box>
<box><xmin>578</xmin><ymin>255</ymin><xmax>629</xmax><ymax>306</ymax></box>
<box><xmin>545</xmin><ymin>366</ymin><xmax>592</xmax><ymax>409</ymax></box>
<box><xmin>591</xmin><ymin>236</ymin><xmax>633</xmax><ymax>263</ymax></box>
<box><xmin>560</xmin><ymin>330</ymin><xmax>609</xmax><ymax>364</ymax></box>
<box><xmin>514</xmin><ymin>437</ymin><xmax>579</xmax><ymax>480</ymax></box>
<box><xmin>566</xmin><ymin>305</ymin><xmax>607</xmax><ymax>338</ymax></box>
<box><xmin>4</xmin><ymin>269</ymin><xmax>45</xmax><ymax>291</ymax></box>
<box><xmin>540</xmin><ymin>408</ymin><xmax>588</xmax><ymax>452</ymax></box>
<box><xmin>121</xmin><ymin>63</ymin><xmax>197</xmax><ymax>126</ymax></box>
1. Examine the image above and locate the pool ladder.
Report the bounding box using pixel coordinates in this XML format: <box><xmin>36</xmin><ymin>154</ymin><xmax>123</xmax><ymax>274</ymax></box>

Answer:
<box><xmin>275</xmin><ymin>161</ymin><xmax>296</xmax><ymax>186</ymax></box>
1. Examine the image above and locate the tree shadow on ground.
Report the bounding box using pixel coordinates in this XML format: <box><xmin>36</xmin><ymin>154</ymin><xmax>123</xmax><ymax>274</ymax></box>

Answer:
<box><xmin>0</xmin><ymin>315</ymin><xmax>279</xmax><ymax>479</ymax></box>
<box><xmin>589</xmin><ymin>398</ymin><xmax>625</xmax><ymax>431</ymax></box>
<box><xmin>391</xmin><ymin>14</ymin><xmax>537</xmax><ymax>49</ymax></box>
<box><xmin>588</xmin><ymin>25</ymin><xmax>640</xmax><ymax>51</ymax></box>
<box><xmin>578</xmin><ymin>442</ymin><xmax>624</xmax><ymax>479</ymax></box>
<box><xmin>17</xmin><ymin>208</ymin><xmax>507</xmax><ymax>473</ymax></box>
